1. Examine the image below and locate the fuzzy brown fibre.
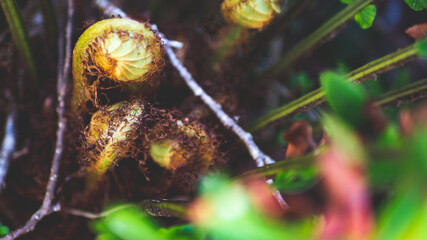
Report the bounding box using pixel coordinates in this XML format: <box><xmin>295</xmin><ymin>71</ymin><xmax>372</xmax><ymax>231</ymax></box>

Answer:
<box><xmin>80</xmin><ymin>100</ymin><xmax>221</xmax><ymax>188</ymax></box>
<box><xmin>81</xmin><ymin>100</ymin><xmax>144</xmax><ymax>175</ymax></box>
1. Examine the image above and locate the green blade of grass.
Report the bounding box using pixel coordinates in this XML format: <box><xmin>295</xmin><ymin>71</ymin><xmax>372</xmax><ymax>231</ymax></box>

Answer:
<box><xmin>257</xmin><ymin>0</ymin><xmax>375</xmax><ymax>81</ymax></box>
<box><xmin>1</xmin><ymin>0</ymin><xmax>38</xmax><ymax>87</ymax></box>
<box><xmin>248</xmin><ymin>44</ymin><xmax>417</xmax><ymax>132</ymax></box>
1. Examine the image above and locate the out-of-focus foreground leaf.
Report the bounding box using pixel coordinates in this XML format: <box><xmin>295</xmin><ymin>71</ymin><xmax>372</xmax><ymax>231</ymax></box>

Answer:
<box><xmin>321</xmin><ymin>71</ymin><xmax>367</xmax><ymax>129</ymax></box>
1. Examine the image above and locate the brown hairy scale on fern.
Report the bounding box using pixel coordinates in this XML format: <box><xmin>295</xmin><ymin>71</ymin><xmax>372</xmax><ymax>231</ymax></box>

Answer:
<box><xmin>80</xmin><ymin>99</ymin><xmax>145</xmax><ymax>176</ymax></box>
<box><xmin>146</xmin><ymin>118</ymin><xmax>219</xmax><ymax>172</ymax></box>
<box><xmin>80</xmin><ymin>100</ymin><xmax>222</xmax><ymax>182</ymax></box>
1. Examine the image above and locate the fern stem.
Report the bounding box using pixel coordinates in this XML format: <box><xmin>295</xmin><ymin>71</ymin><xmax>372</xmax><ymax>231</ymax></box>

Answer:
<box><xmin>257</xmin><ymin>0</ymin><xmax>375</xmax><ymax>81</ymax></box>
<box><xmin>376</xmin><ymin>78</ymin><xmax>427</xmax><ymax>107</ymax></box>
<box><xmin>248</xmin><ymin>45</ymin><xmax>418</xmax><ymax>132</ymax></box>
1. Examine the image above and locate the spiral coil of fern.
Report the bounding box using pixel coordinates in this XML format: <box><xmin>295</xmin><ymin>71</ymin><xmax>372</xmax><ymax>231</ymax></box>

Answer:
<box><xmin>221</xmin><ymin>0</ymin><xmax>281</xmax><ymax>29</ymax></box>
<box><xmin>72</xmin><ymin>18</ymin><xmax>164</xmax><ymax>112</ymax></box>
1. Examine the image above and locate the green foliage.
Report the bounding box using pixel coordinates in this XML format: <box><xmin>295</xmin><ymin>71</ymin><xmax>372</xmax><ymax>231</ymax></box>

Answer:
<box><xmin>322</xmin><ymin>114</ymin><xmax>366</xmax><ymax>163</ymax></box>
<box><xmin>197</xmin><ymin>175</ymin><xmax>298</xmax><ymax>240</ymax></box>
<box><xmin>93</xmin><ymin>175</ymin><xmax>313</xmax><ymax>240</ymax></box>
<box><xmin>94</xmin><ymin>205</ymin><xmax>166</xmax><ymax>240</ymax></box>
<box><xmin>404</xmin><ymin>0</ymin><xmax>426</xmax><ymax>10</ymax></box>
<box><xmin>376</xmin><ymin>124</ymin><xmax>401</xmax><ymax>147</ymax></box>
<box><xmin>354</xmin><ymin>5</ymin><xmax>377</xmax><ymax>29</ymax></box>
<box><xmin>273</xmin><ymin>167</ymin><xmax>318</xmax><ymax>192</ymax></box>
<box><xmin>92</xmin><ymin>124</ymin><xmax>427</xmax><ymax>240</ymax></box>
<box><xmin>405</xmin><ymin>129</ymin><xmax>427</xmax><ymax>183</ymax></box>
<box><xmin>368</xmin><ymin>127</ymin><xmax>427</xmax><ymax>239</ymax></box>
<box><xmin>340</xmin><ymin>0</ymin><xmax>377</xmax><ymax>29</ymax></box>
<box><xmin>376</xmin><ymin>187</ymin><xmax>425</xmax><ymax>240</ymax></box>
<box><xmin>321</xmin><ymin>71</ymin><xmax>367</xmax><ymax>129</ymax></box>
<box><xmin>375</xmin><ymin>130</ymin><xmax>427</xmax><ymax>239</ymax></box>
<box><xmin>0</xmin><ymin>223</ymin><xmax>9</xmax><ymax>237</ymax></box>
<box><xmin>94</xmin><ymin>205</ymin><xmax>204</xmax><ymax>240</ymax></box>
<box><xmin>415</xmin><ymin>38</ymin><xmax>427</xmax><ymax>58</ymax></box>
<box><xmin>158</xmin><ymin>225</ymin><xmax>206</xmax><ymax>240</ymax></box>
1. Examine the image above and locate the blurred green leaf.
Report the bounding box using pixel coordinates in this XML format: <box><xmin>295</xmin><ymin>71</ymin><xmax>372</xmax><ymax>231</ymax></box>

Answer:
<box><xmin>0</xmin><ymin>224</ymin><xmax>9</xmax><ymax>237</ymax></box>
<box><xmin>376</xmin><ymin>124</ymin><xmax>401</xmax><ymax>148</ymax></box>
<box><xmin>158</xmin><ymin>225</ymin><xmax>205</xmax><ymax>240</ymax></box>
<box><xmin>404</xmin><ymin>0</ymin><xmax>425</xmax><ymax>10</ymax></box>
<box><xmin>368</xmin><ymin>160</ymin><xmax>399</xmax><ymax>188</ymax></box>
<box><xmin>197</xmin><ymin>175</ymin><xmax>307</xmax><ymax>240</ymax></box>
<box><xmin>368</xmin><ymin>126</ymin><xmax>402</xmax><ymax>187</ymax></box>
<box><xmin>340</xmin><ymin>0</ymin><xmax>354</xmax><ymax>3</ymax></box>
<box><xmin>322</xmin><ymin>114</ymin><xmax>366</xmax><ymax>163</ymax></box>
<box><xmin>354</xmin><ymin>5</ymin><xmax>376</xmax><ymax>29</ymax></box>
<box><xmin>199</xmin><ymin>174</ymin><xmax>230</xmax><ymax>196</ymax></box>
<box><xmin>273</xmin><ymin>167</ymin><xmax>318</xmax><ymax>192</ymax></box>
<box><xmin>321</xmin><ymin>71</ymin><xmax>367</xmax><ymax>128</ymax></box>
<box><xmin>376</xmin><ymin>187</ymin><xmax>425</xmax><ymax>240</ymax></box>
<box><xmin>94</xmin><ymin>205</ymin><xmax>166</xmax><ymax>240</ymax></box>
<box><xmin>415</xmin><ymin>38</ymin><xmax>427</xmax><ymax>58</ymax></box>
<box><xmin>406</xmin><ymin>128</ymin><xmax>427</xmax><ymax>183</ymax></box>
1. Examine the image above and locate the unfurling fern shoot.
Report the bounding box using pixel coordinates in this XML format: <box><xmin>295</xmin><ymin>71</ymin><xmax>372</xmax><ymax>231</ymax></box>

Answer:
<box><xmin>72</xmin><ymin>18</ymin><xmax>164</xmax><ymax>112</ymax></box>
<box><xmin>221</xmin><ymin>0</ymin><xmax>281</xmax><ymax>29</ymax></box>
<box><xmin>83</xmin><ymin>100</ymin><xmax>144</xmax><ymax>176</ymax></box>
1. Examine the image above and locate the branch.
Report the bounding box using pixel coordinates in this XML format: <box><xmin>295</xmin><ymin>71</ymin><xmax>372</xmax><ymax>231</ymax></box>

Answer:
<box><xmin>63</xmin><ymin>204</ymin><xmax>134</xmax><ymax>220</ymax></box>
<box><xmin>94</xmin><ymin>0</ymin><xmax>274</xmax><ymax>168</ymax></box>
<box><xmin>163</xmin><ymin>44</ymin><xmax>275</xmax><ymax>167</ymax></box>
<box><xmin>93</xmin><ymin>0</ymin><xmax>287</xmax><ymax>208</ymax></box>
<box><xmin>64</xmin><ymin>200</ymin><xmax>187</xmax><ymax>219</ymax></box>
<box><xmin>0</xmin><ymin>105</ymin><xmax>16</xmax><ymax>192</ymax></box>
<box><xmin>1</xmin><ymin>0</ymin><xmax>74</xmax><ymax>238</ymax></box>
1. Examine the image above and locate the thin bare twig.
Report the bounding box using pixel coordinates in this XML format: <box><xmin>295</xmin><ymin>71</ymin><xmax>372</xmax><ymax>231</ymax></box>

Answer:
<box><xmin>163</xmin><ymin>44</ymin><xmax>275</xmax><ymax>167</ymax></box>
<box><xmin>64</xmin><ymin>204</ymin><xmax>134</xmax><ymax>220</ymax></box>
<box><xmin>94</xmin><ymin>0</ymin><xmax>273</xmax><ymax>168</ymax></box>
<box><xmin>93</xmin><ymin>0</ymin><xmax>287</xmax><ymax>209</ymax></box>
<box><xmin>2</xmin><ymin>0</ymin><xmax>74</xmax><ymax>239</ymax></box>
<box><xmin>0</xmin><ymin>106</ymin><xmax>16</xmax><ymax>192</ymax></box>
